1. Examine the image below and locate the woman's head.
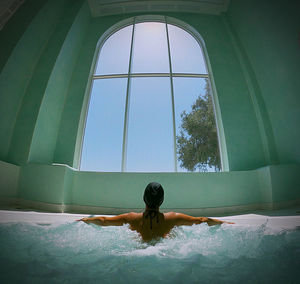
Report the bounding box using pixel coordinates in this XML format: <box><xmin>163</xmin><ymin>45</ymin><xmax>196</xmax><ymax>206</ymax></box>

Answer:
<box><xmin>143</xmin><ymin>182</ymin><xmax>164</xmax><ymax>209</ymax></box>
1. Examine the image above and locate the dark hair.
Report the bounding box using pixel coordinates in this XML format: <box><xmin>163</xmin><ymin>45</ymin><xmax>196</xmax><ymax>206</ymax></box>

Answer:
<box><xmin>143</xmin><ymin>182</ymin><xmax>164</xmax><ymax>209</ymax></box>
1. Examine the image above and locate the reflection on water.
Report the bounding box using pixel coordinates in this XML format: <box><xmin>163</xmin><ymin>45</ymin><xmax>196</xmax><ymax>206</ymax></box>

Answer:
<box><xmin>0</xmin><ymin>222</ymin><xmax>299</xmax><ymax>283</ymax></box>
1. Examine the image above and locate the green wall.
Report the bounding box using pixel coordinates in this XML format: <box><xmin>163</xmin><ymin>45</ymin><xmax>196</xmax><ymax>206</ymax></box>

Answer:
<box><xmin>0</xmin><ymin>0</ymin><xmax>47</xmax><ymax>72</ymax></box>
<box><xmin>227</xmin><ymin>0</ymin><xmax>300</xmax><ymax>165</ymax></box>
<box><xmin>0</xmin><ymin>0</ymin><xmax>299</xmax><ymax>213</ymax></box>
<box><xmin>0</xmin><ymin>0</ymin><xmax>68</xmax><ymax>162</ymax></box>
<box><xmin>28</xmin><ymin>1</ymin><xmax>90</xmax><ymax>164</ymax></box>
<box><xmin>0</xmin><ymin>161</ymin><xmax>20</xmax><ymax>199</ymax></box>
<box><xmin>0</xmin><ymin>161</ymin><xmax>298</xmax><ymax>213</ymax></box>
<box><xmin>72</xmin><ymin>169</ymin><xmax>263</xmax><ymax>209</ymax></box>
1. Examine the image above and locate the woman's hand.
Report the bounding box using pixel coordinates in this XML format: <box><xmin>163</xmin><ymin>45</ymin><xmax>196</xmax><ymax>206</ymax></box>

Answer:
<box><xmin>76</xmin><ymin>218</ymin><xmax>88</xmax><ymax>222</ymax></box>
<box><xmin>223</xmin><ymin>221</ymin><xmax>235</xmax><ymax>224</ymax></box>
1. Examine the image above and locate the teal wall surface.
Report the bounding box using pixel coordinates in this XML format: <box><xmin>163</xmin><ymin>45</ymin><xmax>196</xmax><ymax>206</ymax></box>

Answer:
<box><xmin>0</xmin><ymin>161</ymin><xmax>20</xmax><ymax>199</ymax></box>
<box><xmin>0</xmin><ymin>0</ymin><xmax>299</xmax><ymax>213</ymax></box>
<box><xmin>72</xmin><ymin>169</ymin><xmax>263</xmax><ymax>209</ymax></box>
<box><xmin>18</xmin><ymin>164</ymin><xmax>67</xmax><ymax>204</ymax></box>
<box><xmin>0</xmin><ymin>0</ymin><xmax>69</xmax><ymax>162</ymax></box>
<box><xmin>0</xmin><ymin>162</ymin><xmax>299</xmax><ymax>213</ymax></box>
<box><xmin>227</xmin><ymin>0</ymin><xmax>300</xmax><ymax>165</ymax></box>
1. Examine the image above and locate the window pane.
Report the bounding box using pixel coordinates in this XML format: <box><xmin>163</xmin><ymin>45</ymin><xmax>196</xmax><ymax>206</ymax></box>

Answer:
<box><xmin>173</xmin><ymin>78</ymin><xmax>210</xmax><ymax>172</ymax></box>
<box><xmin>131</xmin><ymin>22</ymin><xmax>169</xmax><ymax>73</ymax></box>
<box><xmin>168</xmin><ymin>24</ymin><xmax>207</xmax><ymax>74</ymax></box>
<box><xmin>126</xmin><ymin>77</ymin><xmax>174</xmax><ymax>172</ymax></box>
<box><xmin>95</xmin><ymin>25</ymin><xmax>133</xmax><ymax>75</ymax></box>
<box><xmin>81</xmin><ymin>78</ymin><xmax>127</xmax><ymax>172</ymax></box>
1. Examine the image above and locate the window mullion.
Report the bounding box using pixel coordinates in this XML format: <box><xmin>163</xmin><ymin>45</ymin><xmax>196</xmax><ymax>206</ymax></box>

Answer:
<box><xmin>92</xmin><ymin>73</ymin><xmax>209</xmax><ymax>80</ymax></box>
<box><xmin>165</xmin><ymin>19</ymin><xmax>177</xmax><ymax>172</ymax></box>
<box><xmin>121</xmin><ymin>19</ymin><xmax>136</xmax><ymax>172</ymax></box>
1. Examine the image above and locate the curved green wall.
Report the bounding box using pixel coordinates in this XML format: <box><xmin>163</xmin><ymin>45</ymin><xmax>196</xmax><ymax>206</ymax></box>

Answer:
<box><xmin>228</xmin><ymin>0</ymin><xmax>300</xmax><ymax>165</ymax></box>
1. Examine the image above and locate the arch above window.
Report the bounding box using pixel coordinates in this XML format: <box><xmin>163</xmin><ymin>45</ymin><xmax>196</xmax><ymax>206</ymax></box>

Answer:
<box><xmin>80</xmin><ymin>15</ymin><xmax>225</xmax><ymax>172</ymax></box>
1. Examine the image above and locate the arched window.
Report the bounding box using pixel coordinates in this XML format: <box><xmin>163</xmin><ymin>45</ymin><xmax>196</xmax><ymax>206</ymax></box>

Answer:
<box><xmin>80</xmin><ymin>16</ymin><xmax>221</xmax><ymax>172</ymax></box>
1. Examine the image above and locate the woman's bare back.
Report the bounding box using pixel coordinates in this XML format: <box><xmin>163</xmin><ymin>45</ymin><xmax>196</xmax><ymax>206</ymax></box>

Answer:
<box><xmin>129</xmin><ymin>212</ymin><xmax>175</xmax><ymax>241</ymax></box>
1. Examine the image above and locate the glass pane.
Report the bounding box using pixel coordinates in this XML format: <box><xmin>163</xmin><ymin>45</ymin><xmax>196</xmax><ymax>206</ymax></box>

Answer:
<box><xmin>126</xmin><ymin>77</ymin><xmax>174</xmax><ymax>172</ymax></box>
<box><xmin>131</xmin><ymin>22</ymin><xmax>169</xmax><ymax>73</ymax></box>
<box><xmin>174</xmin><ymin>78</ymin><xmax>219</xmax><ymax>172</ymax></box>
<box><xmin>168</xmin><ymin>24</ymin><xmax>207</xmax><ymax>74</ymax></box>
<box><xmin>95</xmin><ymin>25</ymin><xmax>133</xmax><ymax>75</ymax></box>
<box><xmin>81</xmin><ymin>78</ymin><xmax>127</xmax><ymax>172</ymax></box>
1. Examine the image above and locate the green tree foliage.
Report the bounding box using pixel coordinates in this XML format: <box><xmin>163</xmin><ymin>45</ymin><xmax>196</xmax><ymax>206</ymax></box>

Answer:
<box><xmin>176</xmin><ymin>79</ymin><xmax>221</xmax><ymax>172</ymax></box>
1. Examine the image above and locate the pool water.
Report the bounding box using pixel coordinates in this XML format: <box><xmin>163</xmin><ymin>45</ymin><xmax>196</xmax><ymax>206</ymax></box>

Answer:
<box><xmin>0</xmin><ymin>221</ymin><xmax>299</xmax><ymax>283</ymax></box>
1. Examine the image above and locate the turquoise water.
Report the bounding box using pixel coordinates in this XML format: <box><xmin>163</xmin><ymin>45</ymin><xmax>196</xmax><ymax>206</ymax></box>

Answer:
<box><xmin>0</xmin><ymin>221</ymin><xmax>299</xmax><ymax>283</ymax></box>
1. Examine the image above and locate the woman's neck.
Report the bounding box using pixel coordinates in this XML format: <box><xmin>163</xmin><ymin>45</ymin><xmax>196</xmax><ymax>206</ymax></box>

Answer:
<box><xmin>144</xmin><ymin>206</ymin><xmax>159</xmax><ymax>213</ymax></box>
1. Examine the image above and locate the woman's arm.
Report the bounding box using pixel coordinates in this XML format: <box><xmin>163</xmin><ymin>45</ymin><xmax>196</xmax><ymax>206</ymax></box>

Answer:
<box><xmin>77</xmin><ymin>213</ymin><xmax>133</xmax><ymax>226</ymax></box>
<box><xmin>166</xmin><ymin>212</ymin><xmax>234</xmax><ymax>226</ymax></box>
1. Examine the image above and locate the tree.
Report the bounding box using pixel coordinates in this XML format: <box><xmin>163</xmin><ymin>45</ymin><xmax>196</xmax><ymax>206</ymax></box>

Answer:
<box><xmin>176</xmin><ymin>79</ymin><xmax>221</xmax><ymax>172</ymax></box>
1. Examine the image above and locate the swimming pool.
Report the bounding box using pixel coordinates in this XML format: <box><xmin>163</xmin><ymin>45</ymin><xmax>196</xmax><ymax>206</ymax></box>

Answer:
<box><xmin>0</xmin><ymin>210</ymin><xmax>299</xmax><ymax>283</ymax></box>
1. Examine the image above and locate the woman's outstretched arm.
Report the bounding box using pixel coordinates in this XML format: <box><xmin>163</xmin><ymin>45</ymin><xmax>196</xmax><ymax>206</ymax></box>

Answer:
<box><xmin>165</xmin><ymin>212</ymin><xmax>234</xmax><ymax>226</ymax></box>
<box><xmin>77</xmin><ymin>213</ymin><xmax>135</xmax><ymax>226</ymax></box>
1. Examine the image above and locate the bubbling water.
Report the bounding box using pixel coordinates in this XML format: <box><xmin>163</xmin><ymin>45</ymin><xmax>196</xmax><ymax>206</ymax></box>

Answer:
<box><xmin>0</xmin><ymin>221</ymin><xmax>299</xmax><ymax>283</ymax></box>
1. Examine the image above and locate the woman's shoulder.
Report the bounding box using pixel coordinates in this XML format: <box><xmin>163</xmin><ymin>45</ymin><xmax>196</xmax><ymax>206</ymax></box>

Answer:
<box><xmin>126</xmin><ymin>212</ymin><xmax>143</xmax><ymax>220</ymax></box>
<box><xmin>163</xmin><ymin>212</ymin><xmax>177</xmax><ymax>219</ymax></box>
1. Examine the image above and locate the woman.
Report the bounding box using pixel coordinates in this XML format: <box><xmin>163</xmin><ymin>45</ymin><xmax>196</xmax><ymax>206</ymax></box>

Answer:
<box><xmin>78</xmin><ymin>182</ymin><xmax>233</xmax><ymax>241</ymax></box>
